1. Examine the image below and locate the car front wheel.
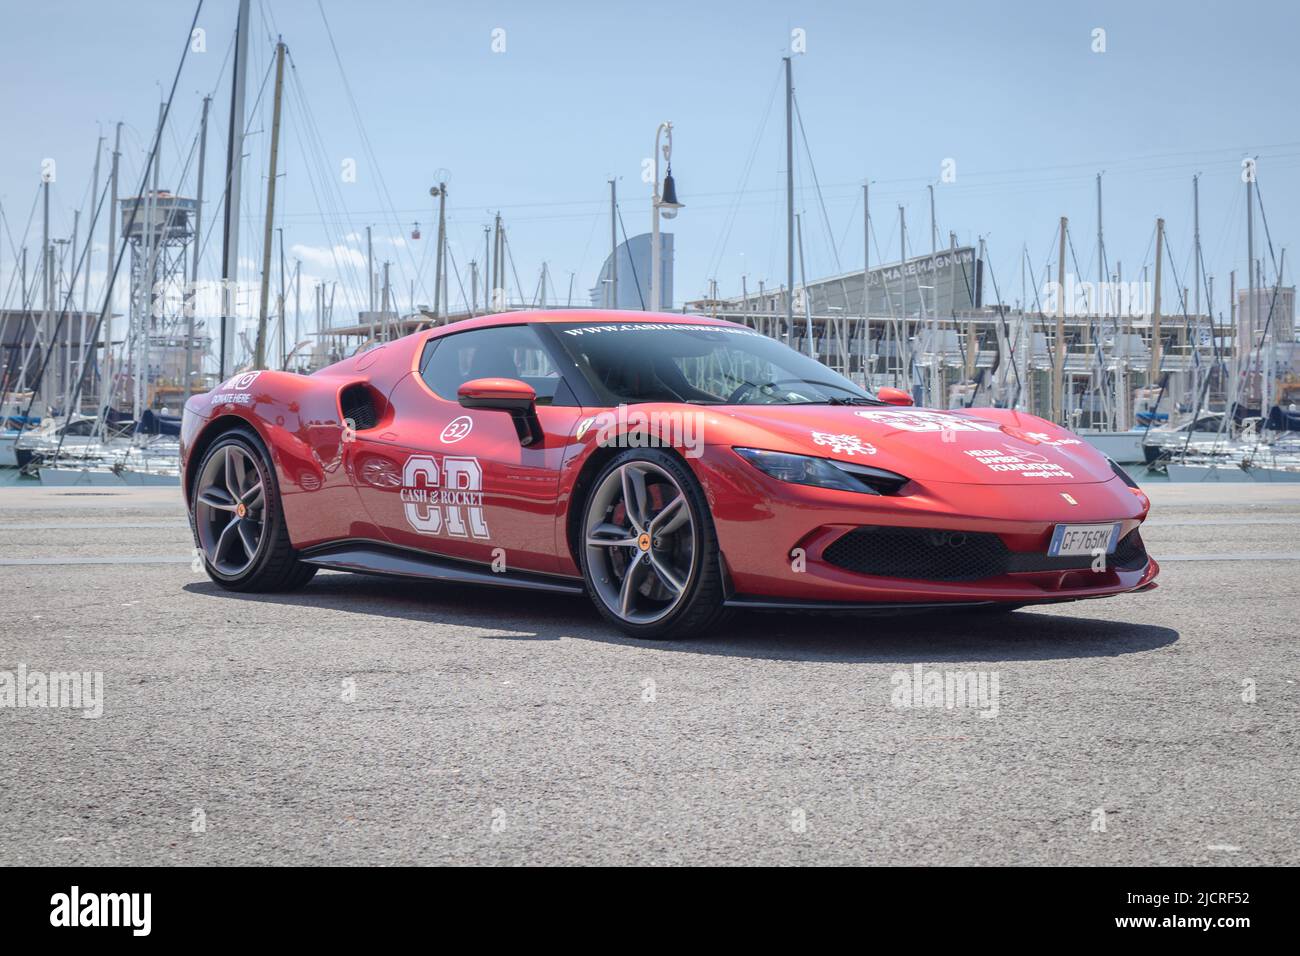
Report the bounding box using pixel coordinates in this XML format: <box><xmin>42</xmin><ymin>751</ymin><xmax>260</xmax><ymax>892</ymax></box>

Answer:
<box><xmin>190</xmin><ymin>428</ymin><xmax>316</xmax><ymax>592</ymax></box>
<box><xmin>579</xmin><ymin>449</ymin><xmax>729</xmax><ymax>639</ymax></box>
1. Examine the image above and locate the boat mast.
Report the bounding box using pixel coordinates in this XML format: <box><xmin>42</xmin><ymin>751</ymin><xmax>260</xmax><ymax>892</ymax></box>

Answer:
<box><xmin>609</xmin><ymin>178</ymin><xmax>618</xmax><ymax>308</ymax></box>
<box><xmin>899</xmin><ymin>205</ymin><xmax>908</xmax><ymax>388</ymax></box>
<box><xmin>79</xmin><ymin>137</ymin><xmax>102</xmax><ymax>408</ymax></box>
<box><xmin>1152</xmin><ymin>218</ymin><xmax>1165</xmax><ymax>414</ymax></box>
<box><xmin>185</xmin><ymin>94</ymin><xmax>209</xmax><ymax>398</ymax></box>
<box><xmin>1053</xmin><ymin>216</ymin><xmax>1066</xmax><ymax>424</ymax></box>
<box><xmin>220</xmin><ymin>0</ymin><xmax>251</xmax><ymax>379</ymax></box>
<box><xmin>101</xmin><ymin>123</ymin><xmax>121</xmax><ymax>417</ymax></box>
<box><xmin>432</xmin><ymin>182</ymin><xmax>447</xmax><ymax>320</ymax></box>
<box><xmin>784</xmin><ymin>55</ymin><xmax>794</xmax><ymax>347</ymax></box>
<box><xmin>137</xmin><ymin>102</ymin><xmax>164</xmax><ymax>419</ymax></box>
<box><xmin>1245</xmin><ymin>164</ymin><xmax>1255</xmax><ymax>411</ymax></box>
<box><xmin>40</xmin><ymin>171</ymin><xmax>50</xmax><ymax>415</ymax></box>
<box><xmin>862</xmin><ymin>181</ymin><xmax>869</xmax><ymax>387</ymax></box>
<box><xmin>254</xmin><ymin>39</ymin><xmax>286</xmax><ymax>370</ymax></box>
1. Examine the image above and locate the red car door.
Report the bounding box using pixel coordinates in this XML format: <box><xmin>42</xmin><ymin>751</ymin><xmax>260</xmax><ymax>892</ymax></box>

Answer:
<box><xmin>346</xmin><ymin>325</ymin><xmax>577</xmax><ymax>575</ymax></box>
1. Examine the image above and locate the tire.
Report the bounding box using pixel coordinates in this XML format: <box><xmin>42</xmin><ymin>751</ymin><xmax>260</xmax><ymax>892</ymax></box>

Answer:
<box><xmin>189</xmin><ymin>428</ymin><xmax>317</xmax><ymax>593</ymax></box>
<box><xmin>578</xmin><ymin>448</ymin><xmax>730</xmax><ymax>639</ymax></box>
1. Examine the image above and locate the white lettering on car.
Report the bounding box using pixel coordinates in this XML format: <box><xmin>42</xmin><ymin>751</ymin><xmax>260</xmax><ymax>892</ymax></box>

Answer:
<box><xmin>400</xmin><ymin>454</ymin><xmax>489</xmax><ymax>539</ymax></box>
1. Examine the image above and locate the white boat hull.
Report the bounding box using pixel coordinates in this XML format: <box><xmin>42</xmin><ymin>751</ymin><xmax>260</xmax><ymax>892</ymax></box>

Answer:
<box><xmin>1165</xmin><ymin>462</ymin><xmax>1300</xmax><ymax>483</ymax></box>
<box><xmin>38</xmin><ymin>466</ymin><xmax>127</xmax><ymax>487</ymax></box>
<box><xmin>1081</xmin><ymin>431</ymin><xmax>1146</xmax><ymax>464</ymax></box>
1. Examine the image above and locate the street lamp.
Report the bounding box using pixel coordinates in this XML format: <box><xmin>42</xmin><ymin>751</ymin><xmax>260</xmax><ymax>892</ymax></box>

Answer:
<box><xmin>650</xmin><ymin>121</ymin><xmax>683</xmax><ymax>311</ymax></box>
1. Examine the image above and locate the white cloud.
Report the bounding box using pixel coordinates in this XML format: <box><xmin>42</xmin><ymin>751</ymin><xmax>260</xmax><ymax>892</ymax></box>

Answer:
<box><xmin>289</xmin><ymin>242</ymin><xmax>366</xmax><ymax>272</ymax></box>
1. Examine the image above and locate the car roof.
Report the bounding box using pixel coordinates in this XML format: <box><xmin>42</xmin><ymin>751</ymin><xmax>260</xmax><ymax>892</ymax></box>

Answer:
<box><xmin>423</xmin><ymin>309</ymin><xmax>744</xmax><ymax>339</ymax></box>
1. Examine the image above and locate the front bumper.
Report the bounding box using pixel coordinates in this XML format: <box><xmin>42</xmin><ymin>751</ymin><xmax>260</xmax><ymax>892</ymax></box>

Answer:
<box><xmin>696</xmin><ymin>449</ymin><xmax>1158</xmax><ymax>606</ymax></box>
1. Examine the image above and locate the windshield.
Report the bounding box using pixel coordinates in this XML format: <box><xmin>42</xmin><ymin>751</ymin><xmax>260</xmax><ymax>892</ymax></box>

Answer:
<box><xmin>551</xmin><ymin>322</ymin><xmax>881</xmax><ymax>406</ymax></box>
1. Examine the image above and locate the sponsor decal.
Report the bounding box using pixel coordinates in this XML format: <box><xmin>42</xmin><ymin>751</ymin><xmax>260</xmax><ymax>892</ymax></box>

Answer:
<box><xmin>209</xmin><ymin>369</ymin><xmax>261</xmax><ymax>406</ymax></box>
<box><xmin>854</xmin><ymin>408</ymin><xmax>1001</xmax><ymax>433</ymax></box>
<box><xmin>440</xmin><ymin>415</ymin><xmax>473</xmax><ymax>444</ymax></box>
<box><xmin>400</xmin><ymin>454</ymin><xmax>489</xmax><ymax>539</ymax></box>
<box><xmin>205</xmin><ymin>369</ymin><xmax>258</xmax><ymax>408</ymax></box>
<box><xmin>560</xmin><ymin>322</ymin><xmax>762</xmax><ymax>338</ymax></box>
<box><xmin>965</xmin><ymin>445</ymin><xmax>1073</xmax><ymax>479</ymax></box>
<box><xmin>1022</xmin><ymin>429</ymin><xmax>1082</xmax><ymax>446</ymax></box>
<box><xmin>811</xmin><ymin>432</ymin><xmax>876</xmax><ymax>456</ymax></box>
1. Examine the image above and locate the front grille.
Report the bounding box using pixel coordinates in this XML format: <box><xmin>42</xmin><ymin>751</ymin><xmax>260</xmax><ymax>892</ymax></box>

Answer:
<box><xmin>823</xmin><ymin>526</ymin><xmax>1010</xmax><ymax>581</ymax></box>
<box><xmin>822</xmin><ymin>526</ymin><xmax>1149</xmax><ymax>582</ymax></box>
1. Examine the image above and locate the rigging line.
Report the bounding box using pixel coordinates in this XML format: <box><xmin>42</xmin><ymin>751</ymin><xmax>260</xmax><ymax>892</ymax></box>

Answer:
<box><xmin>444</xmin><ymin>242</ymin><xmax>470</xmax><ymax>317</ymax></box>
<box><xmin>1243</xmin><ymin>250</ymin><xmax>1287</xmax><ymax>459</ymax></box>
<box><xmin>616</xmin><ymin>201</ymin><xmax>645</xmax><ymax>310</ymax></box>
<box><xmin>704</xmin><ymin>62</ymin><xmax>783</xmax><ymax>282</ymax></box>
<box><xmin>791</xmin><ymin>91</ymin><xmax>840</xmax><ymax>272</ymax></box>
<box><xmin>40</xmin><ymin>0</ymin><xmax>205</xmax><ymax>451</ymax></box>
<box><xmin>1250</xmin><ymin>173</ymin><xmax>1280</xmax><ymax>279</ymax></box>
<box><xmin>1170</xmin><ymin>231</ymin><xmax>1216</xmax><ymax>366</ymax></box>
<box><xmin>980</xmin><ymin>241</ymin><xmax>1024</xmax><ymax>407</ymax></box>
<box><xmin>306</xmin><ymin>9</ymin><xmax>425</xmax><ymax>299</ymax></box>
<box><xmin>281</xmin><ymin>66</ymin><xmax>368</xmax><ymax>316</ymax></box>
<box><xmin>175</xmin><ymin>30</ymin><xmax>237</xmax><ymax>285</ymax></box>
<box><xmin>1065</xmin><ymin>225</ymin><xmax>1116</xmax><ymax>412</ymax></box>
<box><xmin>0</xmin><ymin>186</ymin><xmax>42</xmax><ymax>309</ymax></box>
<box><xmin>835</xmin><ymin>188</ymin><xmax>861</xmax><ymax>265</ymax></box>
<box><xmin>1024</xmin><ymin>244</ymin><xmax>1059</xmax><ymax>358</ymax></box>
<box><xmin>294</xmin><ymin>80</ymin><xmax>421</xmax><ymax>310</ymax></box>
<box><xmin>502</xmin><ymin>227</ymin><xmax>527</xmax><ymax>308</ymax></box>
<box><xmin>282</xmin><ymin>79</ymin><xmax>364</xmax><ymax>312</ymax></box>
<box><xmin>281</xmin><ymin>90</ymin><xmax>365</xmax><ymax>315</ymax></box>
<box><xmin>572</xmin><ymin>199</ymin><xmax>604</xmax><ymax>297</ymax></box>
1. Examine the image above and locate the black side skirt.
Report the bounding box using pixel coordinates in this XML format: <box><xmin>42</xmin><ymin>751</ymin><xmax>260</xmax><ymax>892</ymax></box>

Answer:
<box><xmin>299</xmin><ymin>540</ymin><xmax>586</xmax><ymax>595</ymax></box>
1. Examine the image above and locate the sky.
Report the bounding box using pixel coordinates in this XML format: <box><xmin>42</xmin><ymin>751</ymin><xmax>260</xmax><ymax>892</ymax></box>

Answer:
<box><xmin>1</xmin><ymin>0</ymin><xmax>1297</xmax><ymax>352</ymax></box>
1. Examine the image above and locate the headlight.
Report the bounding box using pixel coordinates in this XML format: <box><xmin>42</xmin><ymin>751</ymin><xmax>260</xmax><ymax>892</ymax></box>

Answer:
<box><xmin>734</xmin><ymin>447</ymin><xmax>908</xmax><ymax>495</ymax></box>
<box><xmin>1106</xmin><ymin>455</ymin><xmax>1141</xmax><ymax>489</ymax></box>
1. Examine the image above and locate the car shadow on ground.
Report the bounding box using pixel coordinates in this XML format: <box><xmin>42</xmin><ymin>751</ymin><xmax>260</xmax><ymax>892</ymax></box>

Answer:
<box><xmin>184</xmin><ymin>571</ymin><xmax>1178</xmax><ymax>664</ymax></box>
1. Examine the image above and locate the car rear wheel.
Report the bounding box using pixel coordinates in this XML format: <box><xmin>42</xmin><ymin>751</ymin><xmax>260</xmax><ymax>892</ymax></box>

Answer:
<box><xmin>580</xmin><ymin>449</ymin><xmax>729</xmax><ymax>639</ymax></box>
<box><xmin>190</xmin><ymin>429</ymin><xmax>316</xmax><ymax>592</ymax></box>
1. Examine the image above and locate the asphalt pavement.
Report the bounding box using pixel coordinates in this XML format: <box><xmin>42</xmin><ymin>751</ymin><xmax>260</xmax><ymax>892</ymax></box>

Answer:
<box><xmin>1</xmin><ymin>482</ymin><xmax>1296</xmax><ymax>865</ymax></box>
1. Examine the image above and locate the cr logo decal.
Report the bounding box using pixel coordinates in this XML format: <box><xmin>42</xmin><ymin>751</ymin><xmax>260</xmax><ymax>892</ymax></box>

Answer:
<box><xmin>440</xmin><ymin>416</ymin><xmax>473</xmax><ymax>444</ymax></box>
<box><xmin>400</xmin><ymin>455</ymin><xmax>489</xmax><ymax>539</ymax></box>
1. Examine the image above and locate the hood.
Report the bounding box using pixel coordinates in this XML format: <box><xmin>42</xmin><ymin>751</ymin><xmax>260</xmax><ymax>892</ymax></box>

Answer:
<box><xmin>705</xmin><ymin>404</ymin><xmax>1114</xmax><ymax>485</ymax></box>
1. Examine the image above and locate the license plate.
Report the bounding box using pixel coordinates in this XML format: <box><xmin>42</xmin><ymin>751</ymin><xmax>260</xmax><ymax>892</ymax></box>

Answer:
<box><xmin>1048</xmin><ymin>522</ymin><xmax>1121</xmax><ymax>557</ymax></box>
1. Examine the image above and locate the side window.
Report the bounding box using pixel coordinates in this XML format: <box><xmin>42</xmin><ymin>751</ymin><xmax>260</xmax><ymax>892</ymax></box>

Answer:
<box><xmin>419</xmin><ymin>325</ymin><xmax>565</xmax><ymax>403</ymax></box>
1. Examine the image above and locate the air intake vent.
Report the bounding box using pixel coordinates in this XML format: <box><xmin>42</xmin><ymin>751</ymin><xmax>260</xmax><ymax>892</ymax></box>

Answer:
<box><xmin>822</xmin><ymin>526</ymin><xmax>1149</xmax><ymax>581</ymax></box>
<box><xmin>340</xmin><ymin>384</ymin><xmax>379</xmax><ymax>431</ymax></box>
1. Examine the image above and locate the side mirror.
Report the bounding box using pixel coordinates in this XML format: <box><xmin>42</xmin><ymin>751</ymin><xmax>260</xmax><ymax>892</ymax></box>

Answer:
<box><xmin>876</xmin><ymin>386</ymin><xmax>914</xmax><ymax>407</ymax></box>
<box><xmin>458</xmin><ymin>377</ymin><xmax>542</xmax><ymax>446</ymax></box>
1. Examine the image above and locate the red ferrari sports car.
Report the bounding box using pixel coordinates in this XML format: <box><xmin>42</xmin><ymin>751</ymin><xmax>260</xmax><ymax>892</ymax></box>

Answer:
<box><xmin>181</xmin><ymin>310</ymin><xmax>1158</xmax><ymax>638</ymax></box>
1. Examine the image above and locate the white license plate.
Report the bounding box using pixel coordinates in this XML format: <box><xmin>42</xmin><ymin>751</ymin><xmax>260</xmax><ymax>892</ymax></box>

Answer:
<box><xmin>1048</xmin><ymin>522</ymin><xmax>1121</xmax><ymax>557</ymax></box>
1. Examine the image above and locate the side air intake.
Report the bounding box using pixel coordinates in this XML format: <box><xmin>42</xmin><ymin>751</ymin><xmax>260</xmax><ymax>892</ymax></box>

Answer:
<box><xmin>339</xmin><ymin>383</ymin><xmax>380</xmax><ymax>431</ymax></box>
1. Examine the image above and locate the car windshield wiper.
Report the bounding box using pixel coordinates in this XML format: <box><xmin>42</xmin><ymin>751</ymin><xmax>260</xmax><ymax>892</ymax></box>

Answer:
<box><xmin>782</xmin><ymin>396</ymin><xmax>884</xmax><ymax>406</ymax></box>
<box><xmin>825</xmin><ymin>396</ymin><xmax>884</xmax><ymax>406</ymax></box>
